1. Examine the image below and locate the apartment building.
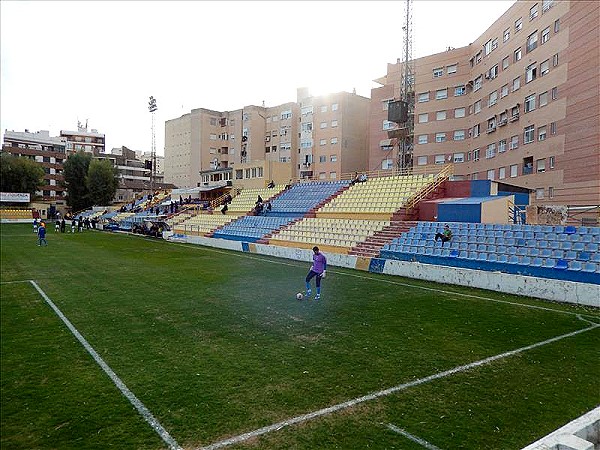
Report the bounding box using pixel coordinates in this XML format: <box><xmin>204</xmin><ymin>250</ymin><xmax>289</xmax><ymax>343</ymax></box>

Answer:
<box><xmin>370</xmin><ymin>0</ymin><xmax>599</xmax><ymax>207</ymax></box>
<box><xmin>164</xmin><ymin>89</ymin><xmax>370</xmax><ymax>188</ymax></box>
<box><xmin>60</xmin><ymin>122</ymin><xmax>105</xmax><ymax>155</ymax></box>
<box><xmin>1</xmin><ymin>129</ymin><xmax>68</xmax><ymax>201</ymax></box>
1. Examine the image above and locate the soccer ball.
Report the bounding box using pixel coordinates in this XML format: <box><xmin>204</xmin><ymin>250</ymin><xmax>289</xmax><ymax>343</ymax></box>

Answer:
<box><xmin>296</xmin><ymin>292</ymin><xmax>304</xmax><ymax>300</ymax></box>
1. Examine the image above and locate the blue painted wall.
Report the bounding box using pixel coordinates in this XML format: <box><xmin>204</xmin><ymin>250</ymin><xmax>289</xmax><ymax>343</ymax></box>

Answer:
<box><xmin>438</xmin><ymin>202</ymin><xmax>481</xmax><ymax>223</ymax></box>
<box><xmin>470</xmin><ymin>180</ymin><xmax>492</xmax><ymax>197</ymax></box>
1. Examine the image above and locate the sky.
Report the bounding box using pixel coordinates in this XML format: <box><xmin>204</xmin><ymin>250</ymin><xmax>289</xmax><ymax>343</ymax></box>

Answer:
<box><xmin>1</xmin><ymin>1</ymin><xmax>515</xmax><ymax>156</ymax></box>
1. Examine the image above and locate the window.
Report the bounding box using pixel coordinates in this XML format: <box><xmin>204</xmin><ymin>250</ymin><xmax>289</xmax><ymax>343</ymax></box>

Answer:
<box><xmin>489</xmin><ymin>65</ymin><xmax>499</xmax><ymax>79</ymax></box>
<box><xmin>553</xmin><ymin>53</ymin><xmax>559</xmax><ymax>67</ymax></box>
<box><xmin>549</xmin><ymin>155</ymin><xmax>555</xmax><ymax>168</ymax></box>
<box><xmin>453</xmin><ymin>153</ymin><xmax>465</xmax><ymax>163</ymax></box>
<box><xmin>524</xmin><ymin>125</ymin><xmax>535</xmax><ymax>144</ymax></box>
<box><xmin>499</xmin><ymin>167</ymin><xmax>506</xmax><ymax>179</ymax></box>
<box><xmin>418</xmin><ymin>92</ymin><xmax>430</xmax><ymax>103</ymax></box>
<box><xmin>543</xmin><ymin>0</ymin><xmax>554</xmax><ymax>12</ymax></box>
<box><xmin>301</xmin><ymin>122</ymin><xmax>313</xmax><ymax>132</ymax></box>
<box><xmin>434</xmin><ymin>154</ymin><xmax>446</xmax><ymax>165</ymax></box>
<box><xmin>319</xmin><ymin>155</ymin><xmax>327</xmax><ymax>163</ymax></box>
<box><xmin>504</xmin><ymin>28</ymin><xmax>510</xmax><ymax>42</ymax></box>
<box><xmin>492</xmin><ymin>38</ymin><xmax>498</xmax><ymax>51</ymax></box>
<box><xmin>436</xmin><ymin>110</ymin><xmax>447</xmax><ymax>121</ymax></box>
<box><xmin>527</xmin><ymin>32</ymin><xmax>538</xmax><ymax>52</ymax></box>
<box><xmin>554</xmin><ymin>19</ymin><xmax>560</xmax><ymax>33</ymax></box>
<box><xmin>320</xmin><ymin>122</ymin><xmax>327</xmax><ymax>129</ymax></box>
<box><xmin>330</xmin><ymin>137</ymin><xmax>338</xmax><ymax>144</ymax></box>
<box><xmin>510</xmin><ymin>164</ymin><xmax>518</xmax><ymax>177</ymax></box>
<box><xmin>320</xmin><ymin>139</ymin><xmax>327</xmax><ymax>146</ymax></box>
<box><xmin>418</xmin><ymin>135</ymin><xmax>428</xmax><ymax>144</ymax></box>
<box><xmin>536</xmin><ymin>158</ymin><xmax>546</xmax><ymax>173</ymax></box>
<box><xmin>487</xmin><ymin>169</ymin><xmax>495</xmax><ymax>180</ymax></box>
<box><xmin>210</xmin><ymin>117</ymin><xmax>218</xmax><ymax>126</ymax></box>
<box><xmin>330</xmin><ymin>172</ymin><xmax>337</xmax><ymax>179</ymax></box>
<box><xmin>488</xmin><ymin>117</ymin><xmax>497</xmax><ymax>133</ymax></box>
<box><xmin>454</xmin><ymin>130</ymin><xmax>465</xmax><ymax>141</ymax></box>
<box><xmin>538</xmin><ymin>125</ymin><xmax>547</xmax><ymax>141</ymax></box>
<box><xmin>514</xmin><ymin>47</ymin><xmax>522</xmax><ymax>62</ymax></box>
<box><xmin>540</xmin><ymin>59</ymin><xmax>550</xmax><ymax>76</ymax></box>
<box><xmin>473</xmin><ymin>124</ymin><xmax>481</xmax><ymax>138</ymax></box>
<box><xmin>511</xmin><ymin>105</ymin><xmax>520</xmax><ymax>119</ymax></box>
<box><xmin>383</xmin><ymin>120</ymin><xmax>395</xmax><ymax>130</ymax></box>
<box><xmin>447</xmin><ymin>64</ymin><xmax>457</xmax><ymax>74</ymax></box>
<box><xmin>474</xmin><ymin>75</ymin><xmax>483</xmax><ymax>91</ymax></box>
<box><xmin>541</xmin><ymin>27</ymin><xmax>550</xmax><ymax>44</ymax></box>
<box><xmin>484</xmin><ymin>40</ymin><xmax>493</xmax><ymax>55</ymax></box>
<box><xmin>435</xmin><ymin>132</ymin><xmax>446</xmax><ymax>143</ymax></box>
<box><xmin>417</xmin><ymin>156</ymin><xmax>428</xmax><ymax>166</ymax></box>
<box><xmin>381</xmin><ymin>159</ymin><xmax>394</xmax><ymax>170</ymax></box>
<box><xmin>550</xmin><ymin>122</ymin><xmax>556</xmax><ymax>134</ymax></box>
<box><xmin>525</xmin><ymin>94</ymin><xmax>536</xmax><ymax>112</ymax></box>
<box><xmin>418</xmin><ymin>113</ymin><xmax>428</xmax><ymax>123</ymax></box>
<box><xmin>473</xmin><ymin>148</ymin><xmax>480</xmax><ymax>161</ymax></box>
<box><xmin>452</xmin><ymin>85</ymin><xmax>465</xmax><ymax>97</ymax></box>
<box><xmin>502</xmin><ymin>57</ymin><xmax>509</xmax><ymax>70</ymax></box>
<box><xmin>331</xmin><ymin>103</ymin><xmax>338</xmax><ymax>111</ymax></box>
<box><xmin>551</xmin><ymin>86</ymin><xmax>558</xmax><ymax>100</ymax></box>
<box><xmin>300</xmin><ymin>139</ymin><xmax>313</xmax><ymax>149</ymax></box>
<box><xmin>435</xmin><ymin>88</ymin><xmax>448</xmax><ymax>100</ymax></box>
<box><xmin>331</xmin><ymin>119</ymin><xmax>338</xmax><ymax>127</ymax></box>
<box><xmin>474</xmin><ymin>100</ymin><xmax>482</xmax><ymax>114</ymax></box>
<box><xmin>488</xmin><ymin>91</ymin><xmax>498</xmax><ymax>107</ymax></box>
<box><xmin>281</xmin><ymin>110</ymin><xmax>292</xmax><ymax>120</ymax></box>
<box><xmin>526</xmin><ymin>63</ymin><xmax>537</xmax><ymax>83</ymax></box>
<box><xmin>486</xmin><ymin>143</ymin><xmax>496</xmax><ymax>158</ymax></box>
<box><xmin>539</xmin><ymin>91</ymin><xmax>548</xmax><ymax>107</ymax></box>
<box><xmin>455</xmin><ymin>107</ymin><xmax>466</xmax><ymax>118</ymax></box>
<box><xmin>549</xmin><ymin>186</ymin><xmax>554</xmax><ymax>199</ymax></box>
<box><xmin>499</xmin><ymin>139</ymin><xmax>507</xmax><ymax>153</ymax></box>
<box><xmin>510</xmin><ymin>135</ymin><xmax>519</xmax><ymax>150</ymax></box>
<box><xmin>536</xmin><ymin>188</ymin><xmax>545</xmax><ymax>199</ymax></box>
<box><xmin>515</xmin><ymin>18</ymin><xmax>523</xmax><ymax>32</ymax></box>
<box><xmin>499</xmin><ymin>111</ymin><xmax>508</xmax><ymax>125</ymax></box>
<box><xmin>501</xmin><ymin>84</ymin><xmax>509</xmax><ymax>98</ymax></box>
<box><xmin>513</xmin><ymin>77</ymin><xmax>521</xmax><ymax>92</ymax></box>
<box><xmin>476</xmin><ymin>51</ymin><xmax>482</xmax><ymax>64</ymax></box>
<box><xmin>530</xmin><ymin>3</ymin><xmax>538</xmax><ymax>20</ymax></box>
<box><xmin>301</xmin><ymin>105</ymin><xmax>314</xmax><ymax>115</ymax></box>
<box><xmin>320</xmin><ymin>105</ymin><xmax>328</xmax><ymax>113</ymax></box>
<box><xmin>433</xmin><ymin>67</ymin><xmax>444</xmax><ymax>78</ymax></box>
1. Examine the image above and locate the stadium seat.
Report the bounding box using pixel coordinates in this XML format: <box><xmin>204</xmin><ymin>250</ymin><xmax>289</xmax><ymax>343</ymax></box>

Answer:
<box><xmin>507</xmin><ymin>255</ymin><xmax>520</xmax><ymax>264</ymax></box>
<box><xmin>497</xmin><ymin>254</ymin><xmax>508</xmax><ymax>263</ymax></box>
<box><xmin>543</xmin><ymin>258</ymin><xmax>556</xmax><ymax>268</ymax></box>
<box><xmin>488</xmin><ymin>253</ymin><xmax>498</xmax><ymax>262</ymax></box>
<box><xmin>554</xmin><ymin>259</ymin><xmax>568</xmax><ymax>270</ymax></box>
<box><xmin>582</xmin><ymin>263</ymin><xmax>598</xmax><ymax>273</ymax></box>
<box><xmin>564</xmin><ymin>226</ymin><xmax>577</xmax><ymax>234</ymax></box>
<box><xmin>531</xmin><ymin>257</ymin><xmax>543</xmax><ymax>267</ymax></box>
<box><xmin>567</xmin><ymin>261</ymin><xmax>582</xmax><ymax>271</ymax></box>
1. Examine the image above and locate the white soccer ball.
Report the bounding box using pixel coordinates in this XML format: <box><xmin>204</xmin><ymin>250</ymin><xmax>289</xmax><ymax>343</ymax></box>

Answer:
<box><xmin>296</xmin><ymin>292</ymin><xmax>304</xmax><ymax>300</ymax></box>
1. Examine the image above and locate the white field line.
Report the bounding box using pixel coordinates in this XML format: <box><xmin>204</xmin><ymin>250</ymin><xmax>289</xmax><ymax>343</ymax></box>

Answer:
<box><xmin>168</xmin><ymin>240</ymin><xmax>597</xmax><ymax>319</ymax></box>
<box><xmin>386</xmin><ymin>423</ymin><xmax>443</xmax><ymax>450</ymax></box>
<box><xmin>198</xmin><ymin>318</ymin><xmax>599</xmax><ymax>450</ymax></box>
<box><xmin>27</xmin><ymin>280</ymin><xmax>182</xmax><ymax>450</ymax></box>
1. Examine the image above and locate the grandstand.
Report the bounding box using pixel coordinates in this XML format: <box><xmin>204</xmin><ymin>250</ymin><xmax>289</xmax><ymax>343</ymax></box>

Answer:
<box><xmin>0</xmin><ymin>208</ymin><xmax>33</xmax><ymax>222</ymax></box>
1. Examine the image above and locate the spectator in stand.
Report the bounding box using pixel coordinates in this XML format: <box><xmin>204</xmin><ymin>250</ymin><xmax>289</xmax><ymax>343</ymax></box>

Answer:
<box><xmin>434</xmin><ymin>225</ymin><xmax>453</xmax><ymax>246</ymax></box>
<box><xmin>256</xmin><ymin>195</ymin><xmax>263</xmax><ymax>205</ymax></box>
<box><xmin>221</xmin><ymin>203</ymin><xmax>228</xmax><ymax>215</ymax></box>
<box><xmin>267</xmin><ymin>180</ymin><xmax>275</xmax><ymax>188</ymax></box>
<box><xmin>358</xmin><ymin>173</ymin><xmax>368</xmax><ymax>183</ymax></box>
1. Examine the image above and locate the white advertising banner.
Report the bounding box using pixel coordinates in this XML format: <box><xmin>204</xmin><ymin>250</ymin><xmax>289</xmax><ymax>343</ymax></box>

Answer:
<box><xmin>0</xmin><ymin>192</ymin><xmax>30</xmax><ymax>203</ymax></box>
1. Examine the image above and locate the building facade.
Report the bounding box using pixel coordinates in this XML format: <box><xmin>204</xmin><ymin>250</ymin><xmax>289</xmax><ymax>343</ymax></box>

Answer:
<box><xmin>370</xmin><ymin>0</ymin><xmax>599</xmax><ymax>207</ymax></box>
<box><xmin>1</xmin><ymin>129</ymin><xmax>68</xmax><ymax>201</ymax></box>
<box><xmin>60</xmin><ymin>122</ymin><xmax>105</xmax><ymax>155</ymax></box>
<box><xmin>164</xmin><ymin>89</ymin><xmax>370</xmax><ymax>188</ymax></box>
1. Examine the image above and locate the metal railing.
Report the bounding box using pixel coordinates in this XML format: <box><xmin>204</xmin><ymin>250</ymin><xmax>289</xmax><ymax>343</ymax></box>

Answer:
<box><xmin>404</xmin><ymin>164</ymin><xmax>454</xmax><ymax>210</ymax></box>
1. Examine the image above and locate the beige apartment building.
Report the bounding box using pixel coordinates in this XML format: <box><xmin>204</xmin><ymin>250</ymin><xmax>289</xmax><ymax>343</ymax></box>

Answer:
<box><xmin>371</xmin><ymin>0</ymin><xmax>599</xmax><ymax>207</ymax></box>
<box><xmin>60</xmin><ymin>122</ymin><xmax>105</xmax><ymax>156</ymax></box>
<box><xmin>164</xmin><ymin>89</ymin><xmax>370</xmax><ymax>188</ymax></box>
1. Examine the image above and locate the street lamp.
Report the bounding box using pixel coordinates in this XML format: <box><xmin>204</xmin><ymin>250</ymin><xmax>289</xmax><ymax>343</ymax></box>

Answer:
<box><xmin>148</xmin><ymin>96</ymin><xmax>158</xmax><ymax>192</ymax></box>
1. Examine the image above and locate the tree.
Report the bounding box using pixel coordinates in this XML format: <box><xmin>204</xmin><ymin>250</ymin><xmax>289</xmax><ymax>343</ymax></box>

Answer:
<box><xmin>63</xmin><ymin>151</ymin><xmax>92</xmax><ymax>211</ymax></box>
<box><xmin>0</xmin><ymin>153</ymin><xmax>44</xmax><ymax>196</ymax></box>
<box><xmin>86</xmin><ymin>159</ymin><xmax>118</xmax><ymax>206</ymax></box>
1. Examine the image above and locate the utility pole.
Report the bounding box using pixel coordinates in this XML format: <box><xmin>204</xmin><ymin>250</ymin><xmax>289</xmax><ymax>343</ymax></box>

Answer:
<box><xmin>398</xmin><ymin>0</ymin><xmax>415</xmax><ymax>173</ymax></box>
<box><xmin>148</xmin><ymin>96</ymin><xmax>158</xmax><ymax>192</ymax></box>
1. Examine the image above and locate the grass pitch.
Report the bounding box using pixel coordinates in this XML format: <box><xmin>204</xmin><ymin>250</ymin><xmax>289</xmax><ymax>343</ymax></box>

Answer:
<box><xmin>1</xmin><ymin>224</ymin><xmax>599</xmax><ymax>450</ymax></box>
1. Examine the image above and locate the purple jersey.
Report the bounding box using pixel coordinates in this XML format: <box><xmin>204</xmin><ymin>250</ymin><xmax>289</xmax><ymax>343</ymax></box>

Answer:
<box><xmin>312</xmin><ymin>252</ymin><xmax>327</xmax><ymax>274</ymax></box>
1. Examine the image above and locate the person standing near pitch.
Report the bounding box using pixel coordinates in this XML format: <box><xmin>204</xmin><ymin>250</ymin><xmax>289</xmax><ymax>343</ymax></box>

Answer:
<box><xmin>305</xmin><ymin>246</ymin><xmax>327</xmax><ymax>300</ymax></box>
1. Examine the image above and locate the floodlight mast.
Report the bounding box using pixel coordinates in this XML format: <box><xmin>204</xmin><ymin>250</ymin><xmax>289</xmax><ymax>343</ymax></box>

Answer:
<box><xmin>399</xmin><ymin>0</ymin><xmax>415</xmax><ymax>173</ymax></box>
<box><xmin>148</xmin><ymin>96</ymin><xmax>158</xmax><ymax>192</ymax></box>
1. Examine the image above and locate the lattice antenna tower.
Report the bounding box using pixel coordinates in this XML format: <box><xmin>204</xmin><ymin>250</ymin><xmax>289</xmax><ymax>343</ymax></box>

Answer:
<box><xmin>399</xmin><ymin>0</ymin><xmax>415</xmax><ymax>172</ymax></box>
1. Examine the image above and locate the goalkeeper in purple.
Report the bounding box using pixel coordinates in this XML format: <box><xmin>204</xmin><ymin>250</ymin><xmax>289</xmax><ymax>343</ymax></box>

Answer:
<box><xmin>305</xmin><ymin>246</ymin><xmax>327</xmax><ymax>300</ymax></box>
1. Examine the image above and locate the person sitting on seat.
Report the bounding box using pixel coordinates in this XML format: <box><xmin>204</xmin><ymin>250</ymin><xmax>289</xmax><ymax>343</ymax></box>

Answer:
<box><xmin>434</xmin><ymin>225</ymin><xmax>453</xmax><ymax>246</ymax></box>
<box><xmin>267</xmin><ymin>180</ymin><xmax>275</xmax><ymax>189</ymax></box>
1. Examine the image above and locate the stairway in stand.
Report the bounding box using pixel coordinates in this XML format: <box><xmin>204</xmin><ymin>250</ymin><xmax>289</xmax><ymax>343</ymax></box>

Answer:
<box><xmin>349</xmin><ymin>220</ymin><xmax>417</xmax><ymax>258</ymax></box>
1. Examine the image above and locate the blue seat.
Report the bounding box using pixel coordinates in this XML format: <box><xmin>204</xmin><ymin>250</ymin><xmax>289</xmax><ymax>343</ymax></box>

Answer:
<box><xmin>585</xmin><ymin>243</ymin><xmax>599</xmax><ymax>252</ymax></box>
<box><xmin>554</xmin><ymin>259</ymin><xmax>568</xmax><ymax>270</ymax></box>
<box><xmin>567</xmin><ymin>261</ymin><xmax>582</xmax><ymax>271</ymax></box>
<box><xmin>468</xmin><ymin>251</ymin><xmax>478</xmax><ymax>259</ymax></box>
<box><xmin>543</xmin><ymin>258</ymin><xmax>556</xmax><ymax>268</ymax></box>
<box><xmin>582</xmin><ymin>263</ymin><xmax>598</xmax><ymax>273</ymax></box>
<box><xmin>468</xmin><ymin>243</ymin><xmax>477</xmax><ymax>251</ymax></box>
<box><xmin>521</xmin><ymin>256</ymin><xmax>532</xmax><ymax>265</ymax></box>
<box><xmin>516</xmin><ymin>247</ymin><xmax>528</xmax><ymax>256</ymax></box>
<box><xmin>508</xmin><ymin>255</ymin><xmax>520</xmax><ymax>264</ymax></box>
<box><xmin>564</xmin><ymin>251</ymin><xmax>577</xmax><ymax>260</ymax></box>
<box><xmin>506</xmin><ymin>247</ymin><xmax>517</xmax><ymax>255</ymax></box>
<box><xmin>525</xmin><ymin>232</ymin><xmax>535</xmax><ymax>240</ymax></box>
<box><xmin>531</xmin><ymin>257</ymin><xmax>543</xmax><ymax>267</ymax></box>
<box><xmin>498</xmin><ymin>254</ymin><xmax>508</xmax><ymax>263</ymax></box>
<box><xmin>497</xmin><ymin>245</ymin><xmax>507</xmax><ymax>254</ymax></box>
<box><xmin>449</xmin><ymin>250</ymin><xmax>459</xmax><ymax>257</ymax></box>
<box><xmin>577</xmin><ymin>251</ymin><xmax>591</xmax><ymax>262</ymax></box>
<box><xmin>560</xmin><ymin>241</ymin><xmax>573</xmax><ymax>250</ymax></box>
<box><xmin>581</xmin><ymin>235</ymin><xmax>593</xmax><ymax>243</ymax></box>
<box><xmin>506</xmin><ymin>238</ymin><xmax>516</xmax><ymax>246</ymax></box>
<box><xmin>568</xmin><ymin>234</ymin><xmax>580</xmax><ymax>242</ymax></box>
<box><xmin>549</xmin><ymin>241</ymin><xmax>560</xmax><ymax>250</ymax></box>
<box><xmin>487</xmin><ymin>245</ymin><xmax>497</xmax><ymax>253</ymax></box>
<box><xmin>537</xmin><ymin>240</ymin><xmax>548</xmax><ymax>249</ymax></box>
<box><xmin>477</xmin><ymin>252</ymin><xmax>487</xmax><ymax>261</ymax></box>
<box><xmin>496</xmin><ymin>238</ymin><xmax>505</xmax><ymax>245</ymax></box>
<box><xmin>441</xmin><ymin>249</ymin><xmax>451</xmax><ymax>257</ymax></box>
<box><xmin>592</xmin><ymin>253</ymin><xmax>600</xmax><ymax>263</ymax></box>
<box><xmin>572</xmin><ymin>242</ymin><xmax>585</xmax><ymax>252</ymax></box>
<box><xmin>514</xmin><ymin>232</ymin><xmax>525</xmax><ymax>239</ymax></box>
<box><xmin>488</xmin><ymin>253</ymin><xmax>498</xmax><ymax>262</ymax></box>
<box><xmin>541</xmin><ymin>248</ymin><xmax>552</xmax><ymax>258</ymax></box>
<box><xmin>477</xmin><ymin>244</ymin><xmax>486</xmax><ymax>251</ymax></box>
<box><xmin>504</xmin><ymin>231</ymin><xmax>514</xmax><ymax>238</ymax></box>
<box><xmin>528</xmin><ymin>248</ymin><xmax>540</xmax><ymax>257</ymax></box>
<box><xmin>564</xmin><ymin>226</ymin><xmax>577</xmax><ymax>234</ymax></box>
<box><xmin>542</xmin><ymin>226</ymin><xmax>554</xmax><ymax>233</ymax></box>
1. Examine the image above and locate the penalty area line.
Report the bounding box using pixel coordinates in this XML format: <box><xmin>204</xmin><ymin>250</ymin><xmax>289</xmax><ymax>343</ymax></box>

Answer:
<box><xmin>28</xmin><ymin>280</ymin><xmax>182</xmax><ymax>450</ymax></box>
<box><xmin>386</xmin><ymin>423</ymin><xmax>443</xmax><ymax>450</ymax></box>
<box><xmin>198</xmin><ymin>319</ymin><xmax>599</xmax><ymax>450</ymax></box>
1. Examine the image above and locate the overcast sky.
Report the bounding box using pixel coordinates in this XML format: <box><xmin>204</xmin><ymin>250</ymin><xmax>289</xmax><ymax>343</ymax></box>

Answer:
<box><xmin>1</xmin><ymin>1</ymin><xmax>515</xmax><ymax>156</ymax></box>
